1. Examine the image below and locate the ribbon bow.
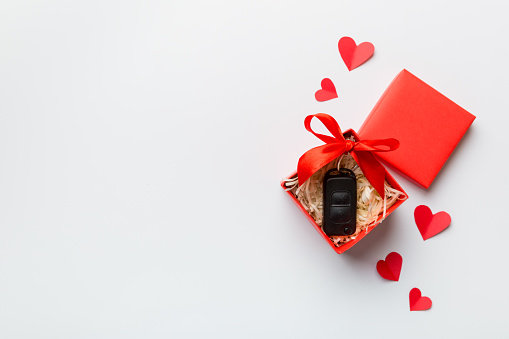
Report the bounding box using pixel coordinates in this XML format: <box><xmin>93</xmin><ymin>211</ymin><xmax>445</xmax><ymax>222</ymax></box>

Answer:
<box><xmin>297</xmin><ymin>113</ymin><xmax>399</xmax><ymax>199</ymax></box>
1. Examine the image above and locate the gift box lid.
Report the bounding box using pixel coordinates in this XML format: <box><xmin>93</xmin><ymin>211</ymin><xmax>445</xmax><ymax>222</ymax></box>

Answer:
<box><xmin>358</xmin><ymin>69</ymin><xmax>476</xmax><ymax>189</ymax></box>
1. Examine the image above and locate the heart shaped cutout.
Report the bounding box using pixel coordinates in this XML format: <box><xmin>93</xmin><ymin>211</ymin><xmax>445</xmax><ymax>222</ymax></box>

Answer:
<box><xmin>338</xmin><ymin>37</ymin><xmax>375</xmax><ymax>71</ymax></box>
<box><xmin>414</xmin><ymin>205</ymin><xmax>451</xmax><ymax>240</ymax></box>
<box><xmin>315</xmin><ymin>78</ymin><xmax>338</xmax><ymax>102</ymax></box>
<box><xmin>376</xmin><ymin>252</ymin><xmax>402</xmax><ymax>281</ymax></box>
<box><xmin>409</xmin><ymin>288</ymin><xmax>432</xmax><ymax>311</ymax></box>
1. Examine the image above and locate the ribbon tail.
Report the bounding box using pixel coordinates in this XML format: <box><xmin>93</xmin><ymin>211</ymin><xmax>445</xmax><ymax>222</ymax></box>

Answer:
<box><xmin>351</xmin><ymin>151</ymin><xmax>386</xmax><ymax>199</ymax></box>
<box><xmin>297</xmin><ymin>144</ymin><xmax>346</xmax><ymax>186</ymax></box>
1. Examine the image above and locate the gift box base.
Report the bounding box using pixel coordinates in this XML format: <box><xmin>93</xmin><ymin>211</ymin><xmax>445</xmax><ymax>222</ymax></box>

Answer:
<box><xmin>281</xmin><ymin>129</ymin><xmax>407</xmax><ymax>254</ymax></box>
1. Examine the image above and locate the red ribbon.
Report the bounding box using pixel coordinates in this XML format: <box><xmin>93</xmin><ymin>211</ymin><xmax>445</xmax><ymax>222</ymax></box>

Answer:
<box><xmin>297</xmin><ymin>113</ymin><xmax>399</xmax><ymax>199</ymax></box>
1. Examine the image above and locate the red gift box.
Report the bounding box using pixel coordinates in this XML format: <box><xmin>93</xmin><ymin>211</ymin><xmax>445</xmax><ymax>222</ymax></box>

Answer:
<box><xmin>282</xmin><ymin>69</ymin><xmax>474</xmax><ymax>254</ymax></box>
<box><xmin>359</xmin><ymin>69</ymin><xmax>476</xmax><ymax>189</ymax></box>
<box><xmin>281</xmin><ymin>128</ymin><xmax>407</xmax><ymax>254</ymax></box>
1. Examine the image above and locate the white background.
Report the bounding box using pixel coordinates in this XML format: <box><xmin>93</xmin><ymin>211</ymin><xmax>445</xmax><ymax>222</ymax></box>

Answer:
<box><xmin>0</xmin><ymin>0</ymin><xmax>508</xmax><ymax>338</ymax></box>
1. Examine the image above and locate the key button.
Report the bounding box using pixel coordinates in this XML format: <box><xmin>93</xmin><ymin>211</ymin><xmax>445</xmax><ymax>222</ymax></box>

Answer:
<box><xmin>330</xmin><ymin>206</ymin><xmax>351</xmax><ymax>223</ymax></box>
<box><xmin>331</xmin><ymin>191</ymin><xmax>351</xmax><ymax>206</ymax></box>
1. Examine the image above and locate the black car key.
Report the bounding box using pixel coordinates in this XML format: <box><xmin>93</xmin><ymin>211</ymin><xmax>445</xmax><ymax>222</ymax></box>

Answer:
<box><xmin>323</xmin><ymin>168</ymin><xmax>357</xmax><ymax>236</ymax></box>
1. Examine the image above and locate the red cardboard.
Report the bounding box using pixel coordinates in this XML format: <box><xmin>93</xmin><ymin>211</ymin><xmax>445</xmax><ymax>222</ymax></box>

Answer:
<box><xmin>376</xmin><ymin>252</ymin><xmax>403</xmax><ymax>281</ymax></box>
<box><xmin>359</xmin><ymin>69</ymin><xmax>476</xmax><ymax>189</ymax></box>
<box><xmin>281</xmin><ymin>129</ymin><xmax>407</xmax><ymax>254</ymax></box>
<box><xmin>338</xmin><ymin>37</ymin><xmax>375</xmax><ymax>71</ymax></box>
<box><xmin>414</xmin><ymin>205</ymin><xmax>451</xmax><ymax>240</ymax></box>
<box><xmin>315</xmin><ymin>78</ymin><xmax>338</xmax><ymax>101</ymax></box>
<box><xmin>409</xmin><ymin>288</ymin><xmax>432</xmax><ymax>311</ymax></box>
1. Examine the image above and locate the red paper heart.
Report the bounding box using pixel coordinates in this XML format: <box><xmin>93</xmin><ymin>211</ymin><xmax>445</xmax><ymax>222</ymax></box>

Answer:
<box><xmin>338</xmin><ymin>37</ymin><xmax>375</xmax><ymax>71</ymax></box>
<box><xmin>409</xmin><ymin>288</ymin><xmax>432</xmax><ymax>311</ymax></box>
<box><xmin>315</xmin><ymin>78</ymin><xmax>338</xmax><ymax>101</ymax></box>
<box><xmin>414</xmin><ymin>205</ymin><xmax>451</xmax><ymax>240</ymax></box>
<box><xmin>376</xmin><ymin>252</ymin><xmax>402</xmax><ymax>281</ymax></box>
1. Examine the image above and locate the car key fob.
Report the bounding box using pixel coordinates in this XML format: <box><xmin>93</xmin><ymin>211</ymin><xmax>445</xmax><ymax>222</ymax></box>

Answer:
<box><xmin>323</xmin><ymin>168</ymin><xmax>357</xmax><ymax>236</ymax></box>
